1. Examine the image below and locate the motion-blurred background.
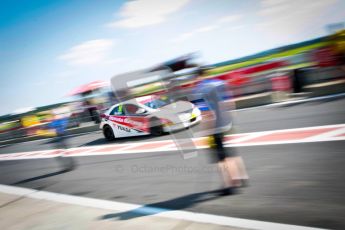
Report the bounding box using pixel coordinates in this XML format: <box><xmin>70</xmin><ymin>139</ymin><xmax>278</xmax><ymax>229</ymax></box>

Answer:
<box><xmin>1</xmin><ymin>0</ymin><xmax>345</xmax><ymax>143</ymax></box>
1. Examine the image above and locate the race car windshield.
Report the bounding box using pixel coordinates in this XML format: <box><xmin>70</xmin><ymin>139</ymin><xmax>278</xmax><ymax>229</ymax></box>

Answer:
<box><xmin>144</xmin><ymin>99</ymin><xmax>169</xmax><ymax>109</ymax></box>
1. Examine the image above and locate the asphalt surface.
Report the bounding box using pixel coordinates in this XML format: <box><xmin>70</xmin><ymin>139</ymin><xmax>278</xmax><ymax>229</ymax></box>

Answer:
<box><xmin>1</xmin><ymin>98</ymin><xmax>345</xmax><ymax>229</ymax></box>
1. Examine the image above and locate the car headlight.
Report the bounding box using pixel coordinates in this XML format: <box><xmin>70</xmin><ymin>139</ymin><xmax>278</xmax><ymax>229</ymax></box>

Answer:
<box><xmin>192</xmin><ymin>107</ymin><xmax>201</xmax><ymax>117</ymax></box>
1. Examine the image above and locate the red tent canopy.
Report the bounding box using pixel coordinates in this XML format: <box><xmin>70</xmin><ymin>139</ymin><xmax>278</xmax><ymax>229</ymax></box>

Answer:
<box><xmin>67</xmin><ymin>80</ymin><xmax>109</xmax><ymax>96</ymax></box>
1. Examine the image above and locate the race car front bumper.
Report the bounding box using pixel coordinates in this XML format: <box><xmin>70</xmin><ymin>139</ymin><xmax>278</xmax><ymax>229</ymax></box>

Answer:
<box><xmin>163</xmin><ymin>112</ymin><xmax>201</xmax><ymax>133</ymax></box>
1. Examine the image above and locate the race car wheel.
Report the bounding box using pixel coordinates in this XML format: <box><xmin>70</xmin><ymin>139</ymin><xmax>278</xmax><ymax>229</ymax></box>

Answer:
<box><xmin>150</xmin><ymin>118</ymin><xmax>163</xmax><ymax>136</ymax></box>
<box><xmin>103</xmin><ymin>125</ymin><xmax>115</xmax><ymax>141</ymax></box>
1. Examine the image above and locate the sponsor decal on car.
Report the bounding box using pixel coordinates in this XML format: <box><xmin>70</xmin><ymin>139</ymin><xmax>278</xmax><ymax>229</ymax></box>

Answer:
<box><xmin>118</xmin><ymin>125</ymin><xmax>131</xmax><ymax>132</ymax></box>
<box><xmin>109</xmin><ymin>115</ymin><xmax>149</xmax><ymax>132</ymax></box>
<box><xmin>123</xmin><ymin>118</ymin><xmax>143</xmax><ymax>127</ymax></box>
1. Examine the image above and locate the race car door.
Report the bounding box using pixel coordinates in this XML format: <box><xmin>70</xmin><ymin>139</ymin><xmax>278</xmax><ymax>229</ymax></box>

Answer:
<box><xmin>121</xmin><ymin>103</ymin><xmax>150</xmax><ymax>136</ymax></box>
<box><xmin>108</xmin><ymin>104</ymin><xmax>149</xmax><ymax>138</ymax></box>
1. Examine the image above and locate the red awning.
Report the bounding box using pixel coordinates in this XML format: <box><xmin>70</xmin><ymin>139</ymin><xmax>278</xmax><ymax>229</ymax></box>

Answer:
<box><xmin>67</xmin><ymin>80</ymin><xmax>109</xmax><ymax>96</ymax></box>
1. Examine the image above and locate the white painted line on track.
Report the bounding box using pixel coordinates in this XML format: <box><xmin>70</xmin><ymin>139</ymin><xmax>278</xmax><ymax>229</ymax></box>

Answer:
<box><xmin>231</xmin><ymin>123</ymin><xmax>345</xmax><ymax>136</ymax></box>
<box><xmin>155</xmin><ymin>143</ymin><xmax>178</xmax><ymax>151</ymax></box>
<box><xmin>225</xmin><ymin>136</ymin><xmax>345</xmax><ymax>148</ymax></box>
<box><xmin>303</xmin><ymin>127</ymin><xmax>345</xmax><ymax>141</ymax></box>
<box><xmin>234</xmin><ymin>92</ymin><xmax>345</xmax><ymax>112</ymax></box>
<box><xmin>0</xmin><ymin>184</ymin><xmax>324</xmax><ymax>230</ymax></box>
<box><xmin>1</xmin><ymin>124</ymin><xmax>345</xmax><ymax>161</ymax></box>
<box><xmin>230</xmin><ymin>132</ymin><xmax>267</xmax><ymax>143</ymax></box>
<box><xmin>94</xmin><ymin>123</ymin><xmax>345</xmax><ymax>151</ymax></box>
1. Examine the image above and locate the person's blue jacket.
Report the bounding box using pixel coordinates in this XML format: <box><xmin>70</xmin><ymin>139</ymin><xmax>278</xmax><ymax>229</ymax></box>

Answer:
<box><xmin>49</xmin><ymin>118</ymin><xmax>68</xmax><ymax>135</ymax></box>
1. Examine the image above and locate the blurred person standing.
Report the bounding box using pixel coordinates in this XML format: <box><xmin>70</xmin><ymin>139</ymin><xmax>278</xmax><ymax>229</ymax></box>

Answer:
<box><xmin>196</xmin><ymin>70</ymin><xmax>248</xmax><ymax>195</ymax></box>
<box><xmin>49</xmin><ymin>105</ymin><xmax>76</xmax><ymax>171</ymax></box>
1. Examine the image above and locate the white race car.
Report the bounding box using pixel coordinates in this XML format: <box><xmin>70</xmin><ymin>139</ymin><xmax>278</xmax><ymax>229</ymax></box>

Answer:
<box><xmin>100</xmin><ymin>96</ymin><xmax>201</xmax><ymax>140</ymax></box>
